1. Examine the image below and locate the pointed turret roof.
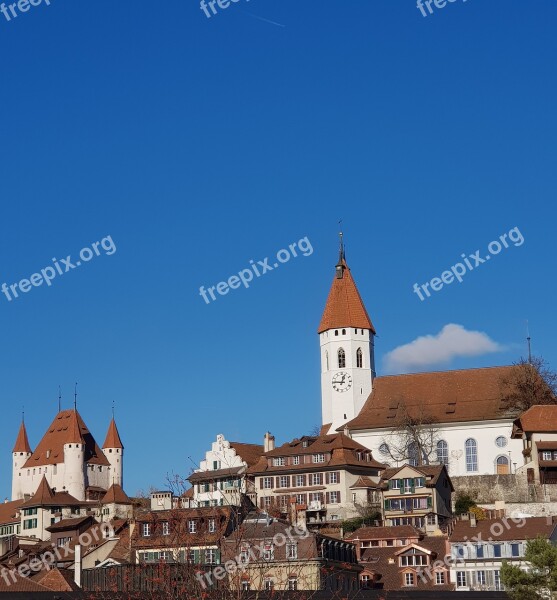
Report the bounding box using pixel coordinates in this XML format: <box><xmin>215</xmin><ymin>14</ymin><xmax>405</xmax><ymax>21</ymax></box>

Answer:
<box><xmin>103</xmin><ymin>418</ymin><xmax>124</xmax><ymax>449</ymax></box>
<box><xmin>22</xmin><ymin>409</ymin><xmax>110</xmax><ymax>469</ymax></box>
<box><xmin>30</xmin><ymin>475</ymin><xmax>55</xmax><ymax>504</ymax></box>
<box><xmin>13</xmin><ymin>421</ymin><xmax>32</xmax><ymax>454</ymax></box>
<box><xmin>67</xmin><ymin>410</ymin><xmax>84</xmax><ymax>444</ymax></box>
<box><xmin>101</xmin><ymin>484</ymin><xmax>132</xmax><ymax>505</ymax></box>
<box><xmin>318</xmin><ymin>257</ymin><xmax>375</xmax><ymax>334</ymax></box>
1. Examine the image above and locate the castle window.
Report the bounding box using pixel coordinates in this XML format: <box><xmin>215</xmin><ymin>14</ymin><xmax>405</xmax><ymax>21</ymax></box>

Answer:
<box><xmin>338</xmin><ymin>348</ymin><xmax>346</xmax><ymax>368</ymax></box>
<box><xmin>465</xmin><ymin>439</ymin><xmax>478</xmax><ymax>472</ymax></box>
<box><xmin>335</xmin><ymin>330</ymin><xmax>338</xmax><ymax>336</ymax></box>
<box><xmin>356</xmin><ymin>348</ymin><xmax>363</xmax><ymax>368</ymax></box>
<box><xmin>342</xmin><ymin>329</ymin><xmax>346</xmax><ymax>335</ymax></box>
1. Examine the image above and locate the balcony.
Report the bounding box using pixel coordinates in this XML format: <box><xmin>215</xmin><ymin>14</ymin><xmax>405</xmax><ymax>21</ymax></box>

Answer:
<box><xmin>307</xmin><ymin>501</ymin><xmax>323</xmax><ymax>512</ymax></box>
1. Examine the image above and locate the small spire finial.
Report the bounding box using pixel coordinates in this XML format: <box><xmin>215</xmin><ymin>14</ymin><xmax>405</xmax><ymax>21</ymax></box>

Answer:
<box><xmin>22</xmin><ymin>406</ymin><xmax>24</xmax><ymax>424</ymax></box>
<box><xmin>526</xmin><ymin>320</ymin><xmax>532</xmax><ymax>364</ymax></box>
<box><xmin>112</xmin><ymin>399</ymin><xmax>115</xmax><ymax>419</ymax></box>
<box><xmin>58</xmin><ymin>386</ymin><xmax>62</xmax><ymax>413</ymax></box>
<box><xmin>74</xmin><ymin>382</ymin><xmax>78</xmax><ymax>411</ymax></box>
<box><xmin>336</xmin><ymin>222</ymin><xmax>346</xmax><ymax>278</ymax></box>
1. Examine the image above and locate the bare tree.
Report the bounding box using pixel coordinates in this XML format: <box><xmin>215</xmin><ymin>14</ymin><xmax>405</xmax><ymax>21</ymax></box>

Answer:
<box><xmin>500</xmin><ymin>356</ymin><xmax>557</xmax><ymax>414</ymax></box>
<box><xmin>379</xmin><ymin>400</ymin><xmax>440</xmax><ymax>467</ymax></box>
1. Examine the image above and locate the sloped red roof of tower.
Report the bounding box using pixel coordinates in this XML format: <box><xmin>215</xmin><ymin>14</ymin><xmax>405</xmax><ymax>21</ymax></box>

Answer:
<box><xmin>23</xmin><ymin>409</ymin><xmax>110</xmax><ymax>468</ymax></box>
<box><xmin>13</xmin><ymin>421</ymin><xmax>32</xmax><ymax>453</ymax></box>
<box><xmin>103</xmin><ymin>418</ymin><xmax>124</xmax><ymax>449</ymax></box>
<box><xmin>318</xmin><ymin>260</ymin><xmax>375</xmax><ymax>334</ymax></box>
<box><xmin>102</xmin><ymin>484</ymin><xmax>132</xmax><ymax>505</ymax></box>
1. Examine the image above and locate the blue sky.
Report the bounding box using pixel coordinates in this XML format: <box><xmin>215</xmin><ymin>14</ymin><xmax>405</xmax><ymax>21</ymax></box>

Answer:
<box><xmin>0</xmin><ymin>0</ymin><xmax>555</xmax><ymax>498</ymax></box>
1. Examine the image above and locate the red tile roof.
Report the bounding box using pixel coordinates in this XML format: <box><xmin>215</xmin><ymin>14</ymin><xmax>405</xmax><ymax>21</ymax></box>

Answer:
<box><xmin>229</xmin><ymin>442</ymin><xmax>264</xmax><ymax>467</ymax></box>
<box><xmin>103</xmin><ymin>418</ymin><xmax>124</xmax><ymax>449</ymax></box>
<box><xmin>102</xmin><ymin>484</ymin><xmax>133</xmax><ymax>505</ymax></box>
<box><xmin>23</xmin><ymin>409</ymin><xmax>110</xmax><ymax>468</ymax></box>
<box><xmin>20</xmin><ymin>477</ymin><xmax>83</xmax><ymax>508</ymax></box>
<box><xmin>346</xmin><ymin>525</ymin><xmax>421</xmax><ymax>541</ymax></box>
<box><xmin>318</xmin><ymin>259</ymin><xmax>375</xmax><ymax>334</ymax></box>
<box><xmin>345</xmin><ymin>366</ymin><xmax>518</xmax><ymax>430</ymax></box>
<box><xmin>0</xmin><ymin>499</ymin><xmax>24</xmax><ymax>526</ymax></box>
<box><xmin>449</xmin><ymin>517</ymin><xmax>557</xmax><ymax>542</ymax></box>
<box><xmin>13</xmin><ymin>421</ymin><xmax>32</xmax><ymax>453</ymax></box>
<box><xmin>379</xmin><ymin>464</ymin><xmax>452</xmax><ymax>489</ymax></box>
<box><xmin>513</xmin><ymin>405</ymin><xmax>557</xmax><ymax>434</ymax></box>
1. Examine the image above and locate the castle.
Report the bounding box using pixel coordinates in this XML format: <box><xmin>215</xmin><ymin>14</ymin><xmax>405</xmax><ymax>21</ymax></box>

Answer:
<box><xmin>12</xmin><ymin>408</ymin><xmax>124</xmax><ymax>502</ymax></box>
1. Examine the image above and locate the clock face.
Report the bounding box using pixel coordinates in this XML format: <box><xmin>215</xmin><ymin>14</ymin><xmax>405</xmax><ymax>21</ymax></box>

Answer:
<box><xmin>332</xmin><ymin>371</ymin><xmax>352</xmax><ymax>392</ymax></box>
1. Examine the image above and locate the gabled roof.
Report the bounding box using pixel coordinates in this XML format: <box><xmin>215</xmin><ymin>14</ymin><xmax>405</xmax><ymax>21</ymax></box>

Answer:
<box><xmin>45</xmin><ymin>516</ymin><xmax>94</xmax><ymax>532</ymax></box>
<box><xmin>103</xmin><ymin>418</ymin><xmax>124</xmax><ymax>449</ymax></box>
<box><xmin>450</xmin><ymin>517</ymin><xmax>557</xmax><ymax>542</ymax></box>
<box><xmin>318</xmin><ymin>259</ymin><xmax>375</xmax><ymax>334</ymax></box>
<box><xmin>248</xmin><ymin>433</ymin><xmax>385</xmax><ymax>474</ymax></box>
<box><xmin>349</xmin><ymin>476</ymin><xmax>382</xmax><ymax>489</ymax></box>
<box><xmin>0</xmin><ymin>499</ymin><xmax>24</xmax><ymax>526</ymax></box>
<box><xmin>20</xmin><ymin>477</ymin><xmax>83</xmax><ymax>509</ymax></box>
<box><xmin>13</xmin><ymin>421</ymin><xmax>32</xmax><ymax>454</ymax></box>
<box><xmin>229</xmin><ymin>442</ymin><xmax>264</xmax><ymax>467</ymax></box>
<box><xmin>512</xmin><ymin>405</ymin><xmax>557</xmax><ymax>436</ymax></box>
<box><xmin>345</xmin><ymin>366</ymin><xmax>518</xmax><ymax>431</ymax></box>
<box><xmin>23</xmin><ymin>409</ymin><xmax>110</xmax><ymax>468</ymax></box>
<box><xmin>345</xmin><ymin>525</ymin><xmax>421</xmax><ymax>542</ymax></box>
<box><xmin>379</xmin><ymin>464</ymin><xmax>452</xmax><ymax>489</ymax></box>
<box><xmin>102</xmin><ymin>484</ymin><xmax>133</xmax><ymax>505</ymax></box>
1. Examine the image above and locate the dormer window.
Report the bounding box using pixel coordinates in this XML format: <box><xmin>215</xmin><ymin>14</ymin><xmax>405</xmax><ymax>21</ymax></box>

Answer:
<box><xmin>273</xmin><ymin>458</ymin><xmax>285</xmax><ymax>467</ymax></box>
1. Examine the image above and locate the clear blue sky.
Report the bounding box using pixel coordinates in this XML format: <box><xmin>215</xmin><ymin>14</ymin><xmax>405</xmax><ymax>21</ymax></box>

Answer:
<box><xmin>0</xmin><ymin>0</ymin><xmax>555</xmax><ymax>498</ymax></box>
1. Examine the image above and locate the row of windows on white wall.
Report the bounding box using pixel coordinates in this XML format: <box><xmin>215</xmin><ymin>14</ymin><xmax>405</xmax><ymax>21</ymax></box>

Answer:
<box><xmin>332</xmin><ymin>329</ymin><xmax>366</xmax><ymax>336</ymax></box>
<box><xmin>379</xmin><ymin>436</ymin><xmax>509</xmax><ymax>473</ymax></box>
<box><xmin>326</xmin><ymin>348</ymin><xmax>364</xmax><ymax>370</ymax></box>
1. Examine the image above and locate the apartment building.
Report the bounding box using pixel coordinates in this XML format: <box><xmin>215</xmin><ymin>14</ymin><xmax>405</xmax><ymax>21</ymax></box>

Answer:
<box><xmin>248</xmin><ymin>432</ymin><xmax>384</xmax><ymax>528</ymax></box>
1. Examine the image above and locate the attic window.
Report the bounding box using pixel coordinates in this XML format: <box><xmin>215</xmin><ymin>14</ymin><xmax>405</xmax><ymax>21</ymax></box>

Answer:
<box><xmin>446</xmin><ymin>402</ymin><xmax>456</xmax><ymax>414</ymax></box>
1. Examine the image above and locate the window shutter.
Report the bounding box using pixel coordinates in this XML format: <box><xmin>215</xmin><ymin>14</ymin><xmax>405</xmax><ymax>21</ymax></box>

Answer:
<box><xmin>194</xmin><ymin>549</ymin><xmax>200</xmax><ymax>564</ymax></box>
<box><xmin>325</xmin><ymin>492</ymin><xmax>330</xmax><ymax>504</ymax></box>
<box><xmin>319</xmin><ymin>492</ymin><xmax>325</xmax><ymax>503</ymax></box>
<box><xmin>384</xmin><ymin>499</ymin><xmax>389</xmax><ymax>511</ymax></box>
<box><xmin>302</xmin><ymin>475</ymin><xmax>307</xmax><ymax>486</ymax></box>
<box><xmin>336</xmin><ymin>471</ymin><xmax>340</xmax><ymax>482</ymax></box>
<box><xmin>275</xmin><ymin>477</ymin><xmax>280</xmax><ymax>488</ymax></box>
<box><xmin>337</xmin><ymin>491</ymin><xmax>341</xmax><ymax>503</ymax></box>
<box><xmin>270</xmin><ymin>477</ymin><xmax>274</xmax><ymax>489</ymax></box>
<box><xmin>320</xmin><ymin>473</ymin><xmax>324</xmax><ymax>485</ymax></box>
<box><xmin>410</xmin><ymin>479</ymin><xmax>415</xmax><ymax>494</ymax></box>
<box><xmin>260</xmin><ymin>498</ymin><xmax>264</xmax><ymax>509</ymax></box>
<box><xmin>260</xmin><ymin>478</ymin><xmax>263</xmax><ymax>489</ymax></box>
<box><xmin>287</xmin><ymin>476</ymin><xmax>291</xmax><ymax>487</ymax></box>
<box><xmin>215</xmin><ymin>549</ymin><xmax>221</xmax><ymax>564</ymax></box>
<box><xmin>400</xmin><ymin>481</ymin><xmax>404</xmax><ymax>495</ymax></box>
<box><xmin>325</xmin><ymin>472</ymin><xmax>329</xmax><ymax>484</ymax></box>
<box><xmin>388</xmin><ymin>480</ymin><xmax>392</xmax><ymax>490</ymax></box>
<box><xmin>427</xmin><ymin>496</ymin><xmax>432</xmax><ymax>509</ymax></box>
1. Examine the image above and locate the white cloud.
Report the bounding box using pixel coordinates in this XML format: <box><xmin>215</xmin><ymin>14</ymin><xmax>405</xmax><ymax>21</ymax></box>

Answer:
<box><xmin>383</xmin><ymin>324</ymin><xmax>504</xmax><ymax>374</ymax></box>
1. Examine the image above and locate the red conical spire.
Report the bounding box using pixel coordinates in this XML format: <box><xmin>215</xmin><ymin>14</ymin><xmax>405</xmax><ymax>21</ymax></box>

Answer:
<box><xmin>66</xmin><ymin>410</ymin><xmax>84</xmax><ymax>444</ymax></box>
<box><xmin>318</xmin><ymin>254</ymin><xmax>375</xmax><ymax>334</ymax></box>
<box><xmin>13</xmin><ymin>421</ymin><xmax>32</xmax><ymax>454</ymax></box>
<box><xmin>103</xmin><ymin>418</ymin><xmax>123</xmax><ymax>449</ymax></box>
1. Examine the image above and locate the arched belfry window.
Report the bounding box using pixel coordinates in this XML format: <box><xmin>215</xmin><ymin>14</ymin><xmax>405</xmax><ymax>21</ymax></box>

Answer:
<box><xmin>338</xmin><ymin>348</ymin><xmax>346</xmax><ymax>369</ymax></box>
<box><xmin>356</xmin><ymin>348</ymin><xmax>363</xmax><ymax>368</ymax></box>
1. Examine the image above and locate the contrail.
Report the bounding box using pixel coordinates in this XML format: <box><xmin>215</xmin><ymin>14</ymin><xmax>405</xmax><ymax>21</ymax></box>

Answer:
<box><xmin>244</xmin><ymin>11</ymin><xmax>285</xmax><ymax>27</ymax></box>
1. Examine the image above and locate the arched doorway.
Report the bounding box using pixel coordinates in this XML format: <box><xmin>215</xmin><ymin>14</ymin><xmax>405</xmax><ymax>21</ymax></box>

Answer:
<box><xmin>496</xmin><ymin>455</ymin><xmax>510</xmax><ymax>475</ymax></box>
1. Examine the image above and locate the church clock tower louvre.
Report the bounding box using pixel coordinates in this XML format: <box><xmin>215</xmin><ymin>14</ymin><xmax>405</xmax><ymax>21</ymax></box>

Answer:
<box><xmin>318</xmin><ymin>234</ymin><xmax>376</xmax><ymax>432</ymax></box>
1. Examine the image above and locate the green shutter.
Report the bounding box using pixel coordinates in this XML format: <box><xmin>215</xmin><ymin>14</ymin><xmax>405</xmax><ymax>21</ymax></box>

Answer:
<box><xmin>427</xmin><ymin>497</ymin><xmax>432</xmax><ymax>509</ymax></box>
<box><xmin>384</xmin><ymin>499</ymin><xmax>389</xmax><ymax>511</ymax></box>
<box><xmin>194</xmin><ymin>549</ymin><xmax>200</xmax><ymax>564</ymax></box>
<box><xmin>215</xmin><ymin>549</ymin><xmax>221</xmax><ymax>564</ymax></box>
<box><xmin>400</xmin><ymin>480</ymin><xmax>404</xmax><ymax>495</ymax></box>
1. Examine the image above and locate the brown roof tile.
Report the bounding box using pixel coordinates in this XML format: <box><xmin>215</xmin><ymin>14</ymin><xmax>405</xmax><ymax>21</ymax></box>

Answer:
<box><xmin>318</xmin><ymin>259</ymin><xmax>375</xmax><ymax>334</ymax></box>
<box><xmin>102</xmin><ymin>484</ymin><xmax>133</xmax><ymax>505</ymax></box>
<box><xmin>20</xmin><ymin>477</ymin><xmax>83</xmax><ymax>508</ymax></box>
<box><xmin>23</xmin><ymin>409</ymin><xmax>110</xmax><ymax>468</ymax></box>
<box><xmin>449</xmin><ymin>517</ymin><xmax>557</xmax><ymax>542</ymax></box>
<box><xmin>349</xmin><ymin>476</ymin><xmax>382</xmax><ymax>489</ymax></box>
<box><xmin>346</xmin><ymin>366</ymin><xmax>518</xmax><ymax>431</ymax></box>
<box><xmin>229</xmin><ymin>442</ymin><xmax>264</xmax><ymax>467</ymax></box>
<box><xmin>13</xmin><ymin>421</ymin><xmax>32</xmax><ymax>453</ymax></box>
<box><xmin>379</xmin><ymin>464</ymin><xmax>451</xmax><ymax>489</ymax></box>
<box><xmin>346</xmin><ymin>525</ymin><xmax>421</xmax><ymax>541</ymax></box>
<box><xmin>0</xmin><ymin>499</ymin><xmax>24</xmax><ymax>526</ymax></box>
<box><xmin>103</xmin><ymin>418</ymin><xmax>124</xmax><ymax>449</ymax></box>
<box><xmin>513</xmin><ymin>405</ymin><xmax>557</xmax><ymax>434</ymax></box>
<box><xmin>33</xmin><ymin>567</ymin><xmax>80</xmax><ymax>591</ymax></box>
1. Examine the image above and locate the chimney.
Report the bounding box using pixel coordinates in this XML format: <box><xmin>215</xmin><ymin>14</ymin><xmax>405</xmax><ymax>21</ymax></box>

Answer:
<box><xmin>469</xmin><ymin>513</ymin><xmax>477</xmax><ymax>528</ymax></box>
<box><xmin>74</xmin><ymin>544</ymin><xmax>82</xmax><ymax>587</ymax></box>
<box><xmin>264</xmin><ymin>432</ymin><xmax>275</xmax><ymax>453</ymax></box>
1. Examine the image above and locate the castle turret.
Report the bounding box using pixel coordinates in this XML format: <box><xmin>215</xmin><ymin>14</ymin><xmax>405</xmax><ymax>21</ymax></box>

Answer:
<box><xmin>102</xmin><ymin>418</ymin><xmax>124</xmax><ymax>488</ymax></box>
<box><xmin>63</xmin><ymin>410</ymin><xmax>86</xmax><ymax>500</ymax></box>
<box><xmin>12</xmin><ymin>421</ymin><xmax>32</xmax><ymax>500</ymax></box>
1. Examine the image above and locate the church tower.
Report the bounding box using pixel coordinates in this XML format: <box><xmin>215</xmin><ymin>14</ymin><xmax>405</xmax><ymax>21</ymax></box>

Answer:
<box><xmin>318</xmin><ymin>235</ymin><xmax>376</xmax><ymax>432</ymax></box>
